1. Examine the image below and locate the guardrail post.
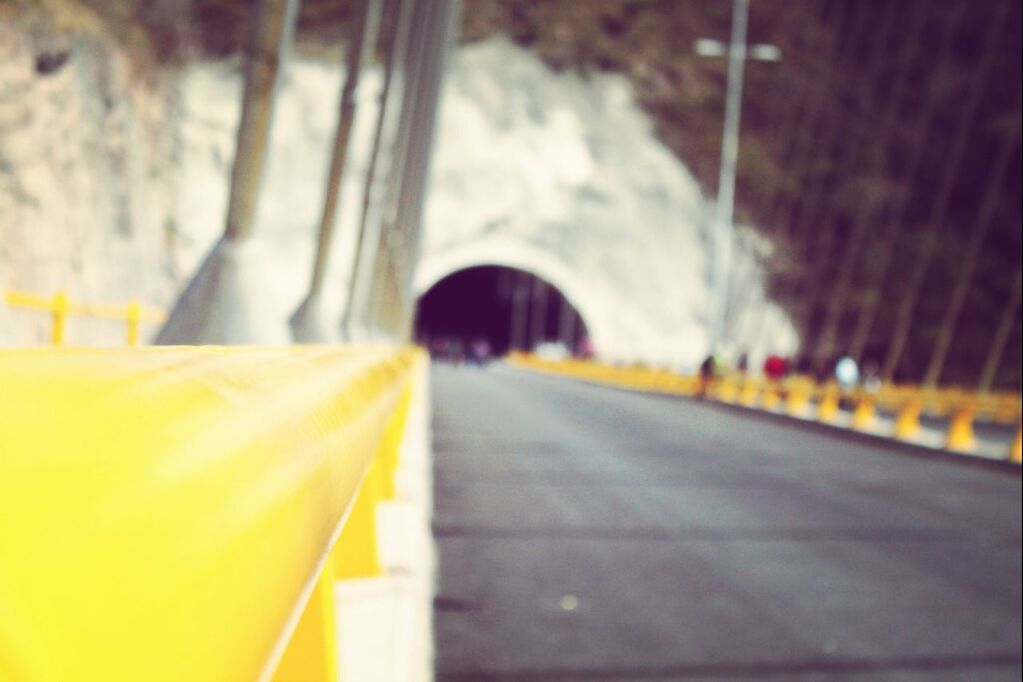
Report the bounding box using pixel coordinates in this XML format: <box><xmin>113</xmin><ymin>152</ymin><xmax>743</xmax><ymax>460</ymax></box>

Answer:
<box><xmin>125</xmin><ymin>301</ymin><xmax>142</xmax><ymax>346</ymax></box>
<box><xmin>51</xmin><ymin>291</ymin><xmax>69</xmax><ymax>345</ymax></box>
<box><xmin>272</xmin><ymin>555</ymin><xmax>339</xmax><ymax>682</ymax></box>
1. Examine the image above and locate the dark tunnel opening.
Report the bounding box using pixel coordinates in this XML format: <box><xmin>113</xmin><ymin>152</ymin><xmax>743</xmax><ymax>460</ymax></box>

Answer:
<box><xmin>413</xmin><ymin>266</ymin><xmax>589</xmax><ymax>360</ymax></box>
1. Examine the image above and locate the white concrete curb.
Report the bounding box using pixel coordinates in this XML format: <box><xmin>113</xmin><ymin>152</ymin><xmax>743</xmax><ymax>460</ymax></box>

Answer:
<box><xmin>336</xmin><ymin>361</ymin><xmax>434</xmax><ymax>682</ymax></box>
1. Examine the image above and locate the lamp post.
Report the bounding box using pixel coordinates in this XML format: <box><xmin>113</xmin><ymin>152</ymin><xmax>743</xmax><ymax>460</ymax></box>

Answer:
<box><xmin>697</xmin><ymin>0</ymin><xmax>780</xmax><ymax>355</ymax></box>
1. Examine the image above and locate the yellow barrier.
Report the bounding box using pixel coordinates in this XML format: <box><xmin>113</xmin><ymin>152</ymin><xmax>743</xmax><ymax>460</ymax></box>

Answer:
<box><xmin>816</xmin><ymin>383</ymin><xmax>840</xmax><ymax>423</ymax></box>
<box><xmin>785</xmin><ymin>377</ymin><xmax>814</xmax><ymax>417</ymax></box>
<box><xmin>739</xmin><ymin>377</ymin><xmax>761</xmax><ymax>407</ymax></box>
<box><xmin>946</xmin><ymin>406</ymin><xmax>977</xmax><ymax>452</ymax></box>
<box><xmin>851</xmin><ymin>393</ymin><xmax>877</xmax><ymax>431</ymax></box>
<box><xmin>715</xmin><ymin>376</ymin><xmax>740</xmax><ymax>403</ymax></box>
<box><xmin>0</xmin><ymin>345</ymin><xmax>422</xmax><ymax>681</ymax></box>
<box><xmin>4</xmin><ymin>289</ymin><xmax>165</xmax><ymax>345</ymax></box>
<box><xmin>761</xmin><ymin>382</ymin><xmax>782</xmax><ymax>410</ymax></box>
<box><xmin>893</xmin><ymin>399</ymin><xmax>923</xmax><ymax>440</ymax></box>
<box><xmin>507</xmin><ymin>354</ymin><xmax>1021</xmax><ymax>461</ymax></box>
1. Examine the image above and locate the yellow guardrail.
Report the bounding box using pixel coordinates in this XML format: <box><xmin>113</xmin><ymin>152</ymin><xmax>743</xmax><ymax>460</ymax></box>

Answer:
<box><xmin>4</xmin><ymin>290</ymin><xmax>166</xmax><ymax>345</ymax></box>
<box><xmin>508</xmin><ymin>353</ymin><xmax>1022</xmax><ymax>462</ymax></box>
<box><xmin>0</xmin><ymin>345</ymin><xmax>424</xmax><ymax>681</ymax></box>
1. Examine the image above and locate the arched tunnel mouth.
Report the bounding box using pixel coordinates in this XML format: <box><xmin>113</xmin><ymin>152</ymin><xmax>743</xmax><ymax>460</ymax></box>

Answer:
<box><xmin>413</xmin><ymin>265</ymin><xmax>589</xmax><ymax>360</ymax></box>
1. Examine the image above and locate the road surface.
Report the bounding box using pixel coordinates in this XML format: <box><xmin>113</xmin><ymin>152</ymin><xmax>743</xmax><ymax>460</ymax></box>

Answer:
<box><xmin>431</xmin><ymin>364</ymin><xmax>1022</xmax><ymax>681</ymax></box>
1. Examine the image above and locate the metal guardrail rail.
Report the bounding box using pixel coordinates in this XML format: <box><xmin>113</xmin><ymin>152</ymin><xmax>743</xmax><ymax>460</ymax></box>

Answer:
<box><xmin>4</xmin><ymin>290</ymin><xmax>166</xmax><ymax>345</ymax></box>
<box><xmin>508</xmin><ymin>353</ymin><xmax>1022</xmax><ymax>463</ymax></box>
<box><xmin>0</xmin><ymin>345</ymin><xmax>424</xmax><ymax>681</ymax></box>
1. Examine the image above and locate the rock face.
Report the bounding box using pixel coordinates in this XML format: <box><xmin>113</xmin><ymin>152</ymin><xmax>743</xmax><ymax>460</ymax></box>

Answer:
<box><xmin>0</xmin><ymin>18</ymin><xmax>177</xmax><ymax>344</ymax></box>
<box><xmin>1</xmin><ymin>21</ymin><xmax>795</xmax><ymax>365</ymax></box>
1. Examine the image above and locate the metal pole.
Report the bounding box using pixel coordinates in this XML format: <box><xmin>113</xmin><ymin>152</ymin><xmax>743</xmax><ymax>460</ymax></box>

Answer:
<box><xmin>290</xmin><ymin>0</ymin><xmax>382</xmax><ymax>341</ymax></box>
<box><xmin>793</xmin><ymin>0</ymin><xmax>909</xmax><ymax>370</ymax></box>
<box><xmin>977</xmin><ymin>266</ymin><xmax>1022</xmax><ymax>394</ymax></box>
<box><xmin>707</xmin><ymin>0</ymin><xmax>749</xmax><ymax>353</ymax></box>
<box><xmin>224</xmin><ymin>0</ymin><xmax>300</xmax><ymax>242</ymax></box>
<box><xmin>880</xmin><ymin>4</ymin><xmax>1007</xmax><ymax>382</ymax></box>
<box><xmin>814</xmin><ymin>0</ymin><xmax>931</xmax><ymax>365</ymax></box>
<box><xmin>358</xmin><ymin>0</ymin><xmax>435</xmax><ymax>337</ymax></box>
<box><xmin>375</xmin><ymin>0</ymin><xmax>454</xmax><ymax>338</ymax></box>
<box><xmin>308</xmin><ymin>0</ymin><xmax>381</xmax><ymax>298</ymax></box>
<box><xmin>366</xmin><ymin>0</ymin><xmax>432</xmax><ymax>337</ymax></box>
<box><xmin>922</xmin><ymin>125</ymin><xmax>1020</xmax><ymax>387</ymax></box>
<box><xmin>340</xmin><ymin>0</ymin><xmax>416</xmax><ymax>338</ymax></box>
<box><xmin>847</xmin><ymin>0</ymin><xmax>971</xmax><ymax>362</ymax></box>
<box><xmin>396</xmin><ymin>0</ymin><xmax>461</xmax><ymax>338</ymax></box>
<box><xmin>780</xmin><ymin>2</ymin><xmax>880</xmax><ymax>362</ymax></box>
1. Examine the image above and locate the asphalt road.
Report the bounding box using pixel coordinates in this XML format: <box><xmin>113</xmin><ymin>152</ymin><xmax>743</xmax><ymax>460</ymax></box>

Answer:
<box><xmin>431</xmin><ymin>364</ymin><xmax>1022</xmax><ymax>682</ymax></box>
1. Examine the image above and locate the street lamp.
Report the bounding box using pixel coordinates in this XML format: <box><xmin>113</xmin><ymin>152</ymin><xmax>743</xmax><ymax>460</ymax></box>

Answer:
<box><xmin>698</xmin><ymin>0</ymin><xmax>780</xmax><ymax>355</ymax></box>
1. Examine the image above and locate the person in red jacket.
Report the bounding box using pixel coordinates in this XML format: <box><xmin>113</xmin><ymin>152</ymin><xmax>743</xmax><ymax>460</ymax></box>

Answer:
<box><xmin>763</xmin><ymin>354</ymin><xmax>788</xmax><ymax>382</ymax></box>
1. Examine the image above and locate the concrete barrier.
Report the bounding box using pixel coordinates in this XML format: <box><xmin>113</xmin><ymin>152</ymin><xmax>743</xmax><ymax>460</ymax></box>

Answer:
<box><xmin>507</xmin><ymin>353</ymin><xmax>1021</xmax><ymax>463</ymax></box>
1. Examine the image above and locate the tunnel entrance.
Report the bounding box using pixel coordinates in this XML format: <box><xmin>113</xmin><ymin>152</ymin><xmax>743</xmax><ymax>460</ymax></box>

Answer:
<box><xmin>413</xmin><ymin>265</ymin><xmax>589</xmax><ymax>359</ymax></box>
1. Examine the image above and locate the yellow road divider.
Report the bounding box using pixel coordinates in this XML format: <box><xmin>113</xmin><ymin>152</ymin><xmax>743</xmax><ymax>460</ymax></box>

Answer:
<box><xmin>893</xmin><ymin>399</ymin><xmax>923</xmax><ymax>440</ymax></box>
<box><xmin>851</xmin><ymin>393</ymin><xmax>877</xmax><ymax>431</ymax></box>
<box><xmin>0</xmin><ymin>345</ymin><xmax>424</xmax><ymax>682</ymax></box>
<box><xmin>785</xmin><ymin>378</ymin><xmax>813</xmax><ymax>417</ymax></box>
<box><xmin>739</xmin><ymin>378</ymin><xmax>760</xmax><ymax>407</ymax></box>
<box><xmin>816</xmin><ymin>384</ymin><xmax>841</xmax><ymax>423</ymax></box>
<box><xmin>507</xmin><ymin>353</ymin><xmax>1021</xmax><ymax>462</ymax></box>
<box><xmin>946</xmin><ymin>406</ymin><xmax>978</xmax><ymax>452</ymax></box>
